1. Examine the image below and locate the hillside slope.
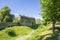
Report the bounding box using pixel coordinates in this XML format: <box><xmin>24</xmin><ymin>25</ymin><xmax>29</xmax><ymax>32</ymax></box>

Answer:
<box><xmin>0</xmin><ymin>26</ymin><xmax>33</xmax><ymax>40</ymax></box>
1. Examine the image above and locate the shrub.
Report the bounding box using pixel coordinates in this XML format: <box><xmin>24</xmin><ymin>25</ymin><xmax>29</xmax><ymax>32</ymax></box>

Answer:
<box><xmin>6</xmin><ymin>29</ymin><xmax>17</xmax><ymax>37</ymax></box>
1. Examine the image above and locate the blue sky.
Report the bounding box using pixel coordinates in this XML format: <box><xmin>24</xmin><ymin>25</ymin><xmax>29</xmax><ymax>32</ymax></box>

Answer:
<box><xmin>0</xmin><ymin>0</ymin><xmax>42</xmax><ymax>19</ymax></box>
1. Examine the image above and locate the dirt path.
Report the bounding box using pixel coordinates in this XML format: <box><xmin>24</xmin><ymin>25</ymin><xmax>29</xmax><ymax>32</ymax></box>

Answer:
<box><xmin>16</xmin><ymin>30</ymin><xmax>35</xmax><ymax>40</ymax></box>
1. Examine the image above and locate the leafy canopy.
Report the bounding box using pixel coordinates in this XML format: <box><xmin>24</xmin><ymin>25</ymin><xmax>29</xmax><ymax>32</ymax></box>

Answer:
<box><xmin>40</xmin><ymin>0</ymin><xmax>60</xmax><ymax>23</ymax></box>
<box><xmin>0</xmin><ymin>6</ymin><xmax>14</xmax><ymax>22</ymax></box>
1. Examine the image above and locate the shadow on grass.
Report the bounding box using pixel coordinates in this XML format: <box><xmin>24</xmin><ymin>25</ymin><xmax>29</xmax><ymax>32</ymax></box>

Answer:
<box><xmin>49</xmin><ymin>26</ymin><xmax>60</xmax><ymax>30</ymax></box>
<box><xmin>6</xmin><ymin>29</ymin><xmax>17</xmax><ymax>37</ymax></box>
<box><xmin>38</xmin><ymin>34</ymin><xmax>58</xmax><ymax>40</ymax></box>
<box><xmin>38</xmin><ymin>26</ymin><xmax>60</xmax><ymax>40</ymax></box>
<box><xmin>28</xmin><ymin>24</ymin><xmax>40</xmax><ymax>29</ymax></box>
<box><xmin>48</xmin><ymin>27</ymin><xmax>60</xmax><ymax>34</ymax></box>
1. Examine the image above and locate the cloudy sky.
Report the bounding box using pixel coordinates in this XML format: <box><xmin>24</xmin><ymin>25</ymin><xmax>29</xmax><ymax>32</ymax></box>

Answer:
<box><xmin>0</xmin><ymin>0</ymin><xmax>42</xmax><ymax>19</ymax></box>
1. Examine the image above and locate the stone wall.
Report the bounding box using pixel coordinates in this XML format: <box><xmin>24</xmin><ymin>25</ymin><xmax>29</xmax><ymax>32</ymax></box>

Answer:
<box><xmin>0</xmin><ymin>22</ymin><xmax>17</xmax><ymax>29</ymax></box>
<box><xmin>19</xmin><ymin>16</ymin><xmax>36</xmax><ymax>26</ymax></box>
<box><xmin>0</xmin><ymin>16</ymin><xmax>36</xmax><ymax>29</ymax></box>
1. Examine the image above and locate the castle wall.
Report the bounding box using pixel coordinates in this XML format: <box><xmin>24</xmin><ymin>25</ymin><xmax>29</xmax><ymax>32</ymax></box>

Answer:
<box><xmin>0</xmin><ymin>16</ymin><xmax>36</xmax><ymax>29</ymax></box>
<box><xmin>19</xmin><ymin>16</ymin><xmax>36</xmax><ymax>26</ymax></box>
<box><xmin>0</xmin><ymin>22</ymin><xmax>17</xmax><ymax>29</ymax></box>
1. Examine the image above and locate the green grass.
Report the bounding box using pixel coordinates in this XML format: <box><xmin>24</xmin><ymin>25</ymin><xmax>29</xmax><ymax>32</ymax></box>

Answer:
<box><xmin>0</xmin><ymin>26</ymin><xmax>33</xmax><ymax>40</ymax></box>
<box><xmin>0</xmin><ymin>24</ymin><xmax>59</xmax><ymax>40</ymax></box>
<box><xmin>38</xmin><ymin>27</ymin><xmax>59</xmax><ymax>40</ymax></box>
<box><xmin>26</xmin><ymin>24</ymin><xmax>60</xmax><ymax>40</ymax></box>
<box><xmin>26</xmin><ymin>24</ymin><xmax>51</xmax><ymax>40</ymax></box>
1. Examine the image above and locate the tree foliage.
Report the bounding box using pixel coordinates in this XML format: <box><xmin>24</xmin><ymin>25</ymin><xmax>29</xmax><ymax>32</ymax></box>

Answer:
<box><xmin>41</xmin><ymin>0</ymin><xmax>60</xmax><ymax>22</ymax></box>
<box><xmin>13</xmin><ymin>17</ymin><xmax>19</xmax><ymax>22</ymax></box>
<box><xmin>0</xmin><ymin>6</ymin><xmax>14</xmax><ymax>22</ymax></box>
<box><xmin>40</xmin><ymin>0</ymin><xmax>60</xmax><ymax>33</ymax></box>
<box><xmin>36</xmin><ymin>19</ymin><xmax>41</xmax><ymax>24</ymax></box>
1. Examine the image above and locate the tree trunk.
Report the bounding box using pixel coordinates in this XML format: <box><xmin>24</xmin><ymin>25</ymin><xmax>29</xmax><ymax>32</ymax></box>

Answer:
<box><xmin>52</xmin><ymin>22</ymin><xmax>55</xmax><ymax>34</ymax></box>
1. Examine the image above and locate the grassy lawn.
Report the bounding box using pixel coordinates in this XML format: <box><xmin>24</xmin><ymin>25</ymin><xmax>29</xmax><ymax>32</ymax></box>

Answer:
<box><xmin>26</xmin><ymin>24</ymin><xmax>52</xmax><ymax>40</ymax></box>
<box><xmin>0</xmin><ymin>24</ymin><xmax>59</xmax><ymax>40</ymax></box>
<box><xmin>0</xmin><ymin>26</ymin><xmax>33</xmax><ymax>40</ymax></box>
<box><xmin>39</xmin><ymin>26</ymin><xmax>60</xmax><ymax>40</ymax></box>
<box><xmin>26</xmin><ymin>24</ymin><xmax>60</xmax><ymax>40</ymax></box>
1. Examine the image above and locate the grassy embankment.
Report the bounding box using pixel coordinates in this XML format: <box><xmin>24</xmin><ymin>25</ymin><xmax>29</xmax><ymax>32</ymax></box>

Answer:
<box><xmin>0</xmin><ymin>24</ymin><xmax>59</xmax><ymax>40</ymax></box>
<box><xmin>26</xmin><ymin>24</ymin><xmax>52</xmax><ymax>40</ymax></box>
<box><xmin>0</xmin><ymin>26</ymin><xmax>33</xmax><ymax>40</ymax></box>
<box><xmin>26</xmin><ymin>24</ymin><xmax>60</xmax><ymax>40</ymax></box>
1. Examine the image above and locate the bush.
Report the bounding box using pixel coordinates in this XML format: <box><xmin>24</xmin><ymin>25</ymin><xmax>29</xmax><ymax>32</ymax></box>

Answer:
<box><xmin>6</xmin><ymin>29</ymin><xmax>17</xmax><ymax>37</ymax></box>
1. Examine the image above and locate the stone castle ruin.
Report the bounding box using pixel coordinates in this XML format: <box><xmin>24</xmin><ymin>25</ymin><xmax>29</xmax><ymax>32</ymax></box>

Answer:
<box><xmin>19</xmin><ymin>15</ymin><xmax>36</xmax><ymax>26</ymax></box>
<box><xmin>0</xmin><ymin>16</ymin><xmax>36</xmax><ymax>29</ymax></box>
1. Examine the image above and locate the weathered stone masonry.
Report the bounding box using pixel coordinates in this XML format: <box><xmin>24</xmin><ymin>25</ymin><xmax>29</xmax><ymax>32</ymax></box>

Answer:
<box><xmin>19</xmin><ymin>16</ymin><xmax>36</xmax><ymax>26</ymax></box>
<box><xmin>0</xmin><ymin>16</ymin><xmax>36</xmax><ymax>29</ymax></box>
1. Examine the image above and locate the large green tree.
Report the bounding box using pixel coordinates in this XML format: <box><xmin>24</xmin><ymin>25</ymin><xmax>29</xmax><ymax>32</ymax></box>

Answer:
<box><xmin>0</xmin><ymin>6</ymin><xmax>14</xmax><ymax>22</ymax></box>
<box><xmin>40</xmin><ymin>0</ymin><xmax>60</xmax><ymax>33</ymax></box>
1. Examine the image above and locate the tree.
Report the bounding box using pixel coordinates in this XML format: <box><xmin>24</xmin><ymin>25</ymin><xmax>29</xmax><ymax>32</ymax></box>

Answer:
<box><xmin>0</xmin><ymin>6</ymin><xmax>14</xmax><ymax>22</ymax></box>
<box><xmin>36</xmin><ymin>19</ymin><xmax>41</xmax><ymax>25</ymax></box>
<box><xmin>3</xmin><ymin>14</ymin><xmax>14</xmax><ymax>22</ymax></box>
<box><xmin>40</xmin><ymin>0</ymin><xmax>60</xmax><ymax>34</ymax></box>
<box><xmin>13</xmin><ymin>17</ymin><xmax>19</xmax><ymax>22</ymax></box>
